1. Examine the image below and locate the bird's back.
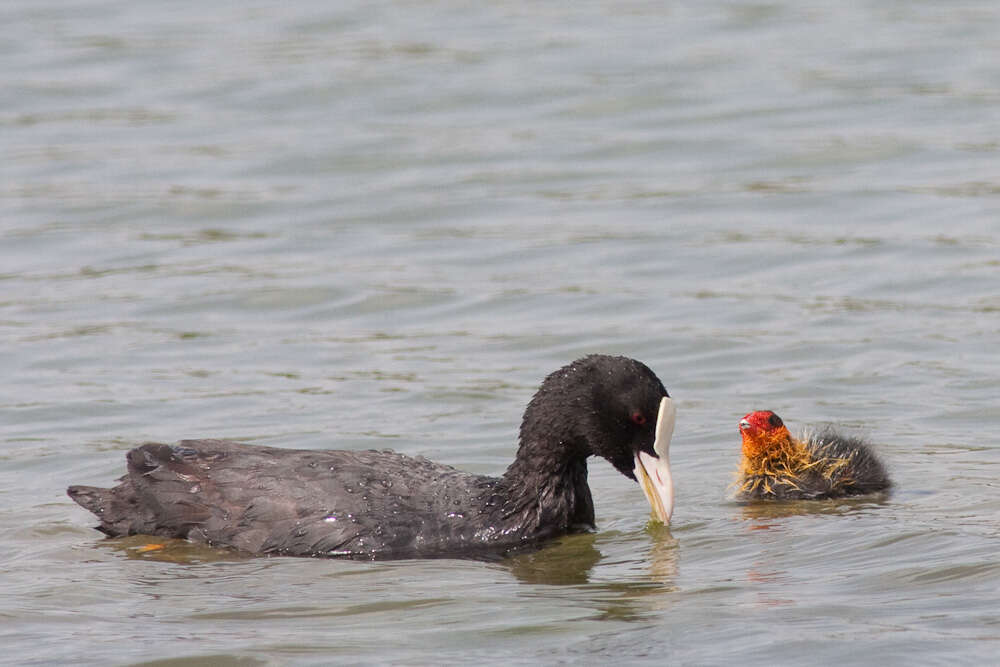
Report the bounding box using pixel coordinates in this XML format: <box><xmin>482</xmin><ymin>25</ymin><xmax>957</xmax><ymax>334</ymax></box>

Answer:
<box><xmin>806</xmin><ymin>428</ymin><xmax>891</xmax><ymax>497</ymax></box>
<box><xmin>69</xmin><ymin>440</ymin><xmax>500</xmax><ymax>559</ymax></box>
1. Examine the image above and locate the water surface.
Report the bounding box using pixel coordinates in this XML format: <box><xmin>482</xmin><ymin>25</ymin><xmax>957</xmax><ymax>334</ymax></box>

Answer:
<box><xmin>2</xmin><ymin>1</ymin><xmax>999</xmax><ymax>664</ymax></box>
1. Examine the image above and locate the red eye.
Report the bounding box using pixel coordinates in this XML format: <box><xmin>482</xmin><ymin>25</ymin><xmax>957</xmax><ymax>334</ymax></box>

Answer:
<box><xmin>630</xmin><ymin>411</ymin><xmax>647</xmax><ymax>425</ymax></box>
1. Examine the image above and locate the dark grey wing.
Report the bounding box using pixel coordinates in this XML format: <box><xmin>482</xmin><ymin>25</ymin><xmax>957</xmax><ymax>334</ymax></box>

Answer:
<box><xmin>117</xmin><ymin>440</ymin><xmax>482</xmax><ymax>557</ymax></box>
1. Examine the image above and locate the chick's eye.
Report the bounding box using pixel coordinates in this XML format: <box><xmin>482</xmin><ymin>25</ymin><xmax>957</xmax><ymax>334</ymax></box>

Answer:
<box><xmin>630</xmin><ymin>411</ymin><xmax>647</xmax><ymax>425</ymax></box>
<box><xmin>768</xmin><ymin>414</ymin><xmax>783</xmax><ymax>428</ymax></box>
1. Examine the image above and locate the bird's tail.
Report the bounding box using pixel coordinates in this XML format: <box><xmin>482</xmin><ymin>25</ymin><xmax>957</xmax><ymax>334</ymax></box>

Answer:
<box><xmin>67</xmin><ymin>485</ymin><xmax>111</xmax><ymax>515</ymax></box>
<box><xmin>67</xmin><ymin>484</ymin><xmax>134</xmax><ymax>537</ymax></box>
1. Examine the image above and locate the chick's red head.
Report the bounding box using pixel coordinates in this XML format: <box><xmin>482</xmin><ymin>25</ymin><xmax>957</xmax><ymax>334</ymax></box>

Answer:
<box><xmin>739</xmin><ymin>410</ymin><xmax>791</xmax><ymax>459</ymax></box>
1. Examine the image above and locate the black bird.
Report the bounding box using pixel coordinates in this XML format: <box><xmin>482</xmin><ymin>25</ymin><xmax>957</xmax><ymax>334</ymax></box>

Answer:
<box><xmin>69</xmin><ymin>355</ymin><xmax>675</xmax><ymax>560</ymax></box>
<box><xmin>734</xmin><ymin>410</ymin><xmax>890</xmax><ymax>500</ymax></box>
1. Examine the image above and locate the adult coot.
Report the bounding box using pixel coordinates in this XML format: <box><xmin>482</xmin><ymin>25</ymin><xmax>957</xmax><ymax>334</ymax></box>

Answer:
<box><xmin>68</xmin><ymin>355</ymin><xmax>676</xmax><ymax>560</ymax></box>
<box><xmin>734</xmin><ymin>410</ymin><xmax>889</xmax><ymax>500</ymax></box>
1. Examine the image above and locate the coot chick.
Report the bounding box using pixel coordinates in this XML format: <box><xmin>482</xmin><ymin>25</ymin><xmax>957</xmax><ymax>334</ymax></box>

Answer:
<box><xmin>734</xmin><ymin>410</ymin><xmax>889</xmax><ymax>500</ymax></box>
<box><xmin>68</xmin><ymin>355</ymin><xmax>676</xmax><ymax>560</ymax></box>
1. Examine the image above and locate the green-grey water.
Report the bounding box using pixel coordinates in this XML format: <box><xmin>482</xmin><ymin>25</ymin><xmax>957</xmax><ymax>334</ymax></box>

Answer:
<box><xmin>2</xmin><ymin>1</ymin><xmax>999</xmax><ymax>664</ymax></box>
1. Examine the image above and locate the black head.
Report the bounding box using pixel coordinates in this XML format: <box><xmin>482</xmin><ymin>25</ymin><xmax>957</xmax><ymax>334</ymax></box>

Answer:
<box><xmin>518</xmin><ymin>354</ymin><xmax>669</xmax><ymax>478</ymax></box>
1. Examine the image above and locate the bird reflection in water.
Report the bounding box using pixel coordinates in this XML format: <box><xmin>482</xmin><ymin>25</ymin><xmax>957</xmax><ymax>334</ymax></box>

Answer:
<box><xmin>505</xmin><ymin>521</ymin><xmax>679</xmax><ymax>622</ymax></box>
<box><xmin>105</xmin><ymin>535</ymin><xmax>252</xmax><ymax>564</ymax></box>
<box><xmin>738</xmin><ymin>495</ymin><xmax>891</xmax><ymax>524</ymax></box>
<box><xmin>735</xmin><ymin>498</ymin><xmax>890</xmax><ymax>609</ymax></box>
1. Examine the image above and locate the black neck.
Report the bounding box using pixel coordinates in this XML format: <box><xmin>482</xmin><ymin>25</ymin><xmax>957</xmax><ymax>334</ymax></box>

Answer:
<box><xmin>487</xmin><ymin>443</ymin><xmax>595</xmax><ymax>539</ymax></box>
